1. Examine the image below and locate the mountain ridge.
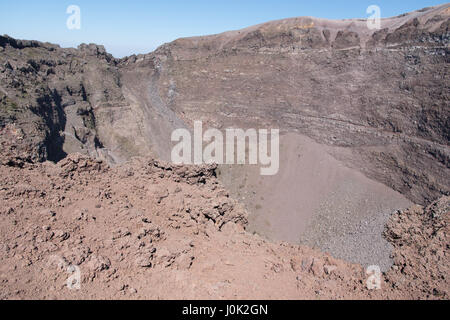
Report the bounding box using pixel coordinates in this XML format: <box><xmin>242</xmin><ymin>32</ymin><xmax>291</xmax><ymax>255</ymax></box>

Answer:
<box><xmin>1</xmin><ymin>4</ymin><xmax>449</xmax><ymax>203</ymax></box>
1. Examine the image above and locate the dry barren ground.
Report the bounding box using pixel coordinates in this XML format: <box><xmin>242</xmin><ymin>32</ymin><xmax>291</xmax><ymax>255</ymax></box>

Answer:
<box><xmin>0</xmin><ymin>152</ymin><xmax>448</xmax><ymax>300</ymax></box>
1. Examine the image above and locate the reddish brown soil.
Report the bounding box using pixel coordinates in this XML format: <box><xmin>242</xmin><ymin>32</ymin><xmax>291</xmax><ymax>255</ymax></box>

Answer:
<box><xmin>0</xmin><ymin>153</ymin><xmax>447</xmax><ymax>300</ymax></box>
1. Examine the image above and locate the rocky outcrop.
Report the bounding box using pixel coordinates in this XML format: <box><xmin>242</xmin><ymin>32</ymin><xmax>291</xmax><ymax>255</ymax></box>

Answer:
<box><xmin>332</xmin><ymin>31</ymin><xmax>360</xmax><ymax>49</ymax></box>
<box><xmin>0</xmin><ymin>36</ymin><xmax>120</xmax><ymax>163</ymax></box>
<box><xmin>0</xmin><ymin>35</ymin><xmax>165</xmax><ymax>165</ymax></box>
<box><xmin>0</xmin><ymin>5</ymin><xmax>449</xmax><ymax>299</ymax></box>
<box><xmin>142</xmin><ymin>4</ymin><xmax>450</xmax><ymax>205</ymax></box>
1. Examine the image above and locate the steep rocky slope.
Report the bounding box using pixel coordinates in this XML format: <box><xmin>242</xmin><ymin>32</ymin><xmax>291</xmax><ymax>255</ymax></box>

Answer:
<box><xmin>0</xmin><ymin>38</ymin><xmax>121</xmax><ymax>163</ymax></box>
<box><xmin>121</xmin><ymin>4</ymin><xmax>449</xmax><ymax>267</ymax></box>
<box><xmin>146</xmin><ymin>4</ymin><xmax>450</xmax><ymax>205</ymax></box>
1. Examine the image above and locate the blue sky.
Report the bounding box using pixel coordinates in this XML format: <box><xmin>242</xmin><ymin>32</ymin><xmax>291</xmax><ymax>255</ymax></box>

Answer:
<box><xmin>0</xmin><ymin>0</ymin><xmax>447</xmax><ymax>57</ymax></box>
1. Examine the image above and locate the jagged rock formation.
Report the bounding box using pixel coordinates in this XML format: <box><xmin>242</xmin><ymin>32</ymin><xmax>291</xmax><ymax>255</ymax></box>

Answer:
<box><xmin>0</xmin><ymin>37</ymin><xmax>184</xmax><ymax>166</ymax></box>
